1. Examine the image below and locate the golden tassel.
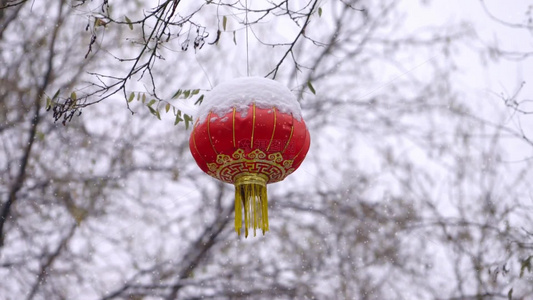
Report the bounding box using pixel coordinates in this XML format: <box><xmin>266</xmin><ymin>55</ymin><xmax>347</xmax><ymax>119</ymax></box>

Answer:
<box><xmin>234</xmin><ymin>173</ymin><xmax>269</xmax><ymax>237</ymax></box>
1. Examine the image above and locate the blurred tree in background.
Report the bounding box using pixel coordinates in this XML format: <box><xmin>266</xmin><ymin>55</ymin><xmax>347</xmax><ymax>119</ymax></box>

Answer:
<box><xmin>1</xmin><ymin>0</ymin><xmax>532</xmax><ymax>299</ymax></box>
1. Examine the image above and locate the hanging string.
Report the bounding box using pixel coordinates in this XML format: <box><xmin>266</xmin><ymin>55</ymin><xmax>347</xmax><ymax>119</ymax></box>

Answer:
<box><xmin>245</xmin><ymin>0</ymin><xmax>250</xmax><ymax>76</ymax></box>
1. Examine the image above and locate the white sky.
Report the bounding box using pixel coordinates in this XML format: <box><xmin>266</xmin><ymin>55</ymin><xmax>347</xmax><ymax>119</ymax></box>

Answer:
<box><xmin>402</xmin><ymin>0</ymin><xmax>533</xmax><ymax>98</ymax></box>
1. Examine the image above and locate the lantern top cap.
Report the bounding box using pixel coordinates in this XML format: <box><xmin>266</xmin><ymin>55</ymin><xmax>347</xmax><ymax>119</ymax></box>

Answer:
<box><xmin>197</xmin><ymin>77</ymin><xmax>302</xmax><ymax>123</ymax></box>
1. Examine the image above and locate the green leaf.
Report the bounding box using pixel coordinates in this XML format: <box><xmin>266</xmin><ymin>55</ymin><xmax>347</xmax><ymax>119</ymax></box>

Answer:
<box><xmin>183</xmin><ymin>90</ymin><xmax>191</xmax><ymax>99</ymax></box>
<box><xmin>184</xmin><ymin>114</ymin><xmax>193</xmax><ymax>130</ymax></box>
<box><xmin>148</xmin><ymin>106</ymin><xmax>161</xmax><ymax>120</ymax></box>
<box><xmin>174</xmin><ymin>110</ymin><xmax>183</xmax><ymax>125</ymax></box>
<box><xmin>307</xmin><ymin>81</ymin><xmax>316</xmax><ymax>95</ymax></box>
<box><xmin>318</xmin><ymin>7</ymin><xmax>322</xmax><ymax>17</ymax></box>
<box><xmin>165</xmin><ymin>103</ymin><xmax>171</xmax><ymax>113</ymax></box>
<box><xmin>36</xmin><ymin>131</ymin><xmax>45</xmax><ymax>141</ymax></box>
<box><xmin>125</xmin><ymin>16</ymin><xmax>133</xmax><ymax>30</ymax></box>
<box><xmin>141</xmin><ymin>93</ymin><xmax>146</xmax><ymax>103</ymax></box>
<box><xmin>172</xmin><ymin>89</ymin><xmax>182</xmax><ymax>99</ymax></box>
<box><xmin>68</xmin><ymin>205</ymin><xmax>88</xmax><ymax>226</ymax></box>
<box><xmin>194</xmin><ymin>94</ymin><xmax>204</xmax><ymax>105</ymax></box>
<box><xmin>520</xmin><ymin>256</ymin><xmax>532</xmax><ymax>278</ymax></box>
<box><xmin>147</xmin><ymin>99</ymin><xmax>157</xmax><ymax>107</ymax></box>
<box><xmin>70</xmin><ymin>92</ymin><xmax>77</xmax><ymax>101</ymax></box>
<box><xmin>52</xmin><ymin>89</ymin><xmax>61</xmax><ymax>100</ymax></box>
<box><xmin>233</xmin><ymin>31</ymin><xmax>237</xmax><ymax>45</ymax></box>
<box><xmin>46</xmin><ymin>97</ymin><xmax>52</xmax><ymax>109</ymax></box>
<box><xmin>127</xmin><ymin>92</ymin><xmax>135</xmax><ymax>102</ymax></box>
<box><xmin>223</xmin><ymin>16</ymin><xmax>227</xmax><ymax>31</ymax></box>
<box><xmin>508</xmin><ymin>288</ymin><xmax>513</xmax><ymax>300</ymax></box>
<box><xmin>191</xmin><ymin>89</ymin><xmax>200</xmax><ymax>95</ymax></box>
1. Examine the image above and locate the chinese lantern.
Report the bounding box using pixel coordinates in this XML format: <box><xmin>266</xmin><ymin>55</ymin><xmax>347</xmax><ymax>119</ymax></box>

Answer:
<box><xmin>189</xmin><ymin>77</ymin><xmax>310</xmax><ymax>237</ymax></box>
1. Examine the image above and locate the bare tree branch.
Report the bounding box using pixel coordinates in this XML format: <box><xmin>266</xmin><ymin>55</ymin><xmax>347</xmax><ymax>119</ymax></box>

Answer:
<box><xmin>26</xmin><ymin>224</ymin><xmax>77</xmax><ymax>300</ymax></box>
<box><xmin>0</xmin><ymin>0</ymin><xmax>64</xmax><ymax>247</ymax></box>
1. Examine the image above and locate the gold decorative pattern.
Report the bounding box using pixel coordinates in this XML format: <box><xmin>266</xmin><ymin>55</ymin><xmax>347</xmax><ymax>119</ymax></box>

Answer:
<box><xmin>283</xmin><ymin>160</ymin><xmax>294</xmax><ymax>169</ymax></box>
<box><xmin>207</xmin><ymin>148</ymin><xmax>294</xmax><ymax>184</ymax></box>
<box><xmin>267</xmin><ymin>152</ymin><xmax>283</xmax><ymax>163</ymax></box>
<box><xmin>232</xmin><ymin>149</ymin><xmax>246</xmax><ymax>160</ymax></box>
<box><xmin>248</xmin><ymin>149</ymin><xmax>266</xmax><ymax>159</ymax></box>
<box><xmin>207</xmin><ymin>162</ymin><xmax>218</xmax><ymax>172</ymax></box>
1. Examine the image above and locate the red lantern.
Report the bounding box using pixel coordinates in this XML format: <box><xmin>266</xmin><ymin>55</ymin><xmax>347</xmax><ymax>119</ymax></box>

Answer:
<box><xmin>189</xmin><ymin>77</ymin><xmax>310</xmax><ymax>237</ymax></box>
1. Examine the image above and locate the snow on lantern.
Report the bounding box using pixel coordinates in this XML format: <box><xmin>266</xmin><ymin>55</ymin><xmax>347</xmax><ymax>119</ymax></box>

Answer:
<box><xmin>189</xmin><ymin>77</ymin><xmax>311</xmax><ymax>237</ymax></box>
